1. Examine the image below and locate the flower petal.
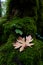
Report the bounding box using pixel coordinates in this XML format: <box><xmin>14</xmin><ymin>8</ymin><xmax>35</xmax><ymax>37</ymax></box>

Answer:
<box><xmin>27</xmin><ymin>43</ymin><xmax>34</xmax><ymax>47</ymax></box>
<box><xmin>14</xmin><ymin>45</ymin><xmax>20</xmax><ymax>49</ymax></box>
<box><xmin>13</xmin><ymin>42</ymin><xmax>22</xmax><ymax>49</ymax></box>
<box><xmin>26</xmin><ymin>35</ymin><xmax>32</xmax><ymax>40</ymax></box>
<box><xmin>19</xmin><ymin>46</ymin><xmax>24</xmax><ymax>52</ymax></box>
<box><xmin>26</xmin><ymin>35</ymin><xmax>33</xmax><ymax>43</ymax></box>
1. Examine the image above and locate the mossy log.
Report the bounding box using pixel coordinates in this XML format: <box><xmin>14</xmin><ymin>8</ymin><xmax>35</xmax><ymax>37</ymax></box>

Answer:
<box><xmin>0</xmin><ymin>17</ymin><xmax>43</xmax><ymax>65</ymax></box>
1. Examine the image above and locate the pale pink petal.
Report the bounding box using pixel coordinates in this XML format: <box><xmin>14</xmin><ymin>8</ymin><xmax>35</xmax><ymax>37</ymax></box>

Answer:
<box><xmin>17</xmin><ymin>40</ymin><xmax>23</xmax><ymax>44</ymax></box>
<box><xmin>14</xmin><ymin>45</ymin><xmax>21</xmax><ymax>49</ymax></box>
<box><xmin>17</xmin><ymin>38</ymin><xmax>25</xmax><ymax>44</ymax></box>
<box><xmin>26</xmin><ymin>35</ymin><xmax>32</xmax><ymax>41</ymax></box>
<box><xmin>26</xmin><ymin>39</ymin><xmax>33</xmax><ymax>44</ymax></box>
<box><xmin>13</xmin><ymin>42</ymin><xmax>21</xmax><ymax>46</ymax></box>
<box><xmin>19</xmin><ymin>46</ymin><xmax>24</xmax><ymax>52</ymax></box>
<box><xmin>27</xmin><ymin>43</ymin><xmax>34</xmax><ymax>47</ymax></box>
<box><xmin>22</xmin><ymin>38</ymin><xmax>25</xmax><ymax>41</ymax></box>
<box><xmin>13</xmin><ymin>42</ymin><xmax>22</xmax><ymax>49</ymax></box>
<box><xmin>26</xmin><ymin>35</ymin><xmax>33</xmax><ymax>43</ymax></box>
<box><xmin>22</xmin><ymin>43</ymin><xmax>26</xmax><ymax>48</ymax></box>
<box><xmin>30</xmin><ymin>39</ymin><xmax>33</xmax><ymax>42</ymax></box>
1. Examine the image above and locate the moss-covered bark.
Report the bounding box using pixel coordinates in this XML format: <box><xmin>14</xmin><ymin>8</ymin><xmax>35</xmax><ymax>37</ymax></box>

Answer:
<box><xmin>0</xmin><ymin>33</ymin><xmax>43</xmax><ymax>65</ymax></box>
<box><xmin>6</xmin><ymin>0</ymin><xmax>36</xmax><ymax>19</ymax></box>
<box><xmin>0</xmin><ymin>17</ymin><xmax>43</xmax><ymax>65</ymax></box>
<box><xmin>0</xmin><ymin>0</ymin><xmax>43</xmax><ymax>65</ymax></box>
<box><xmin>36</xmin><ymin>0</ymin><xmax>43</xmax><ymax>36</ymax></box>
<box><xmin>6</xmin><ymin>0</ymin><xmax>43</xmax><ymax>36</ymax></box>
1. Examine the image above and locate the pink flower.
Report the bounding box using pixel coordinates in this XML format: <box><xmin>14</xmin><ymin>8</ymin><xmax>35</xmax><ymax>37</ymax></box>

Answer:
<box><xmin>13</xmin><ymin>35</ymin><xmax>34</xmax><ymax>52</ymax></box>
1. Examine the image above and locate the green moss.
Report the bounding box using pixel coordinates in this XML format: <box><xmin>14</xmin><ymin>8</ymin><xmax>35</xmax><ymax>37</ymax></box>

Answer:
<box><xmin>0</xmin><ymin>17</ymin><xmax>43</xmax><ymax>65</ymax></box>
<box><xmin>3</xmin><ymin>17</ymin><xmax>37</xmax><ymax>36</ymax></box>
<box><xmin>0</xmin><ymin>34</ymin><xmax>43</xmax><ymax>65</ymax></box>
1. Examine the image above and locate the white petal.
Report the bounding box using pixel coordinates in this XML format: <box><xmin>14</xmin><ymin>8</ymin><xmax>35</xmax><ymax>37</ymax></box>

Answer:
<box><xmin>19</xmin><ymin>47</ymin><xmax>24</xmax><ymax>52</ymax></box>
<box><xmin>22</xmin><ymin>38</ymin><xmax>25</xmax><ymax>41</ymax></box>
<box><xmin>26</xmin><ymin>35</ymin><xmax>32</xmax><ymax>41</ymax></box>
<box><xmin>17</xmin><ymin>40</ymin><xmax>23</xmax><ymax>44</ymax></box>
<box><xmin>28</xmin><ymin>39</ymin><xmax>33</xmax><ymax>43</ymax></box>
<box><xmin>27</xmin><ymin>43</ymin><xmax>34</xmax><ymax>47</ymax></box>
<box><xmin>14</xmin><ymin>45</ymin><xmax>21</xmax><ymax>49</ymax></box>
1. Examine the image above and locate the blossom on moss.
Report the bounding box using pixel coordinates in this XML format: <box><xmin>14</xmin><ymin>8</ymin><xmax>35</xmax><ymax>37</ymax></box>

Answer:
<box><xmin>13</xmin><ymin>35</ymin><xmax>34</xmax><ymax>52</ymax></box>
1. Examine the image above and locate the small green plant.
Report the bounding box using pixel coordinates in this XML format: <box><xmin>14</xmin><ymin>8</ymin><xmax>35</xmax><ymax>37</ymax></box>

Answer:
<box><xmin>15</xmin><ymin>29</ymin><xmax>23</xmax><ymax>35</ymax></box>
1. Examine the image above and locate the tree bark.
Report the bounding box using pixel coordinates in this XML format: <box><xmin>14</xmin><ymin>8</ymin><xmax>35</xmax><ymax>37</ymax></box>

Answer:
<box><xmin>37</xmin><ymin>0</ymin><xmax>43</xmax><ymax>36</ymax></box>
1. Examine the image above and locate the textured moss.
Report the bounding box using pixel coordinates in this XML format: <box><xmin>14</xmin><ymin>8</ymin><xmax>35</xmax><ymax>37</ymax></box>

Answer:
<box><xmin>3</xmin><ymin>17</ymin><xmax>37</xmax><ymax>37</ymax></box>
<box><xmin>0</xmin><ymin>34</ymin><xmax>43</xmax><ymax>65</ymax></box>
<box><xmin>0</xmin><ymin>17</ymin><xmax>43</xmax><ymax>65</ymax></box>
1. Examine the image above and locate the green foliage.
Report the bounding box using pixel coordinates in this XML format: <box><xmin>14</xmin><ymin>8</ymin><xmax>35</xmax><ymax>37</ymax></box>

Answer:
<box><xmin>0</xmin><ymin>17</ymin><xmax>43</xmax><ymax>65</ymax></box>
<box><xmin>0</xmin><ymin>17</ymin><xmax>6</xmax><ymax>25</ymax></box>
<box><xmin>0</xmin><ymin>17</ymin><xmax>37</xmax><ymax>45</ymax></box>
<box><xmin>3</xmin><ymin>17</ymin><xmax>37</xmax><ymax>37</ymax></box>
<box><xmin>0</xmin><ymin>34</ymin><xmax>43</xmax><ymax>65</ymax></box>
<box><xmin>0</xmin><ymin>0</ymin><xmax>43</xmax><ymax>65</ymax></box>
<box><xmin>0</xmin><ymin>17</ymin><xmax>7</xmax><ymax>44</ymax></box>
